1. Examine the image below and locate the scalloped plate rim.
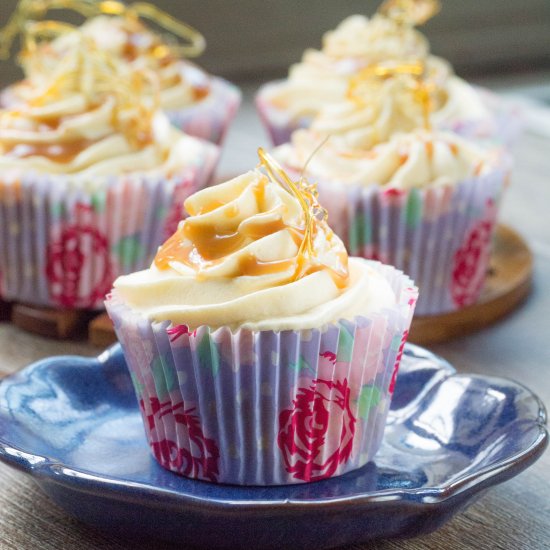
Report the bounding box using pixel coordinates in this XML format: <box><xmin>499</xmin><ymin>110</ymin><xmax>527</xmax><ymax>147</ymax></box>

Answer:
<box><xmin>0</xmin><ymin>344</ymin><xmax>547</xmax><ymax>513</ymax></box>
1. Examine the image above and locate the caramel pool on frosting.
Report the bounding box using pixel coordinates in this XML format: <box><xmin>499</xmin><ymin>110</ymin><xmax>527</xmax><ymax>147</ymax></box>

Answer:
<box><xmin>155</xmin><ymin>153</ymin><xmax>349</xmax><ymax>289</ymax></box>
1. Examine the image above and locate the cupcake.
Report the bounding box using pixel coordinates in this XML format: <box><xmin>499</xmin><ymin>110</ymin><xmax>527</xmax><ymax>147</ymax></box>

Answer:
<box><xmin>0</xmin><ymin>32</ymin><xmax>219</xmax><ymax>309</ymax></box>
<box><xmin>256</xmin><ymin>1</ymin><xmax>510</xmax><ymax>146</ymax></box>
<box><xmin>106</xmin><ymin>149</ymin><xmax>417</xmax><ymax>485</ymax></box>
<box><xmin>0</xmin><ymin>2</ymin><xmax>241</xmax><ymax>145</ymax></box>
<box><xmin>275</xmin><ymin>123</ymin><xmax>509</xmax><ymax>316</ymax></box>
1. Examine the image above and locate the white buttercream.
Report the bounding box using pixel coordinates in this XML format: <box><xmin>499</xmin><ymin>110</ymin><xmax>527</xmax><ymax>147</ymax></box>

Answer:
<box><xmin>260</xmin><ymin>13</ymin><xmax>490</xmax><ymax>127</ymax></box>
<box><xmin>13</xmin><ymin>15</ymin><xmax>211</xmax><ymax>112</ymax></box>
<box><xmin>113</xmin><ymin>170</ymin><xmax>396</xmax><ymax>330</ymax></box>
<box><xmin>275</xmin><ymin>129</ymin><xmax>490</xmax><ymax>189</ymax></box>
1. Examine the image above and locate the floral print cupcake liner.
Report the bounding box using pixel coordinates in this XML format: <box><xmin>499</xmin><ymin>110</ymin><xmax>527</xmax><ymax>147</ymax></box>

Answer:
<box><xmin>0</xmin><ymin>147</ymin><xmax>219</xmax><ymax>309</ymax></box>
<box><xmin>106</xmin><ymin>261</ymin><xmax>417</xmax><ymax>485</ymax></box>
<box><xmin>308</xmin><ymin>168</ymin><xmax>508</xmax><ymax>316</ymax></box>
<box><xmin>166</xmin><ymin>74</ymin><xmax>241</xmax><ymax>146</ymax></box>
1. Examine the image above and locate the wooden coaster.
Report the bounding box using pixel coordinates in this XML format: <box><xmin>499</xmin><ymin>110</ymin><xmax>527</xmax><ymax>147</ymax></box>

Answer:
<box><xmin>409</xmin><ymin>224</ymin><xmax>533</xmax><ymax>345</ymax></box>
<box><xmin>89</xmin><ymin>313</ymin><xmax>117</xmax><ymax>348</ymax></box>
<box><xmin>11</xmin><ymin>304</ymin><xmax>95</xmax><ymax>339</ymax></box>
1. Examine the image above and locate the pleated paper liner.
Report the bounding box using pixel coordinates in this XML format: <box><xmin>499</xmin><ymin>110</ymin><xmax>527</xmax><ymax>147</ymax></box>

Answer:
<box><xmin>0</xmin><ymin>143</ymin><xmax>219</xmax><ymax>311</ymax></box>
<box><xmin>106</xmin><ymin>261</ymin><xmax>417</xmax><ymax>485</ymax></box>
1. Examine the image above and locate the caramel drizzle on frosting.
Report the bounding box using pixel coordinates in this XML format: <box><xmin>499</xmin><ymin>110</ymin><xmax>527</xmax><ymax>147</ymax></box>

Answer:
<box><xmin>0</xmin><ymin>27</ymin><xmax>160</xmax><ymax>158</ymax></box>
<box><xmin>155</xmin><ymin>149</ymin><xmax>349</xmax><ymax>288</ymax></box>
<box><xmin>347</xmin><ymin>60</ymin><xmax>436</xmax><ymax>130</ymax></box>
<box><xmin>0</xmin><ymin>0</ymin><xmax>205</xmax><ymax>60</ymax></box>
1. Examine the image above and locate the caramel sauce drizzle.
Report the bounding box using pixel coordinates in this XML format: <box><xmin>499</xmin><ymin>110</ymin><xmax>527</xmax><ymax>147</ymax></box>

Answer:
<box><xmin>1</xmin><ymin>137</ymin><xmax>97</xmax><ymax>163</ymax></box>
<box><xmin>155</xmin><ymin>149</ymin><xmax>349</xmax><ymax>288</ymax></box>
<box><xmin>347</xmin><ymin>60</ymin><xmax>436</xmax><ymax>131</ymax></box>
<box><xmin>0</xmin><ymin>0</ymin><xmax>206</xmax><ymax>60</ymax></box>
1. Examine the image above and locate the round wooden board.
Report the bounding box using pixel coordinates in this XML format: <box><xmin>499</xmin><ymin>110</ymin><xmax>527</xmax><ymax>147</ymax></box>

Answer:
<box><xmin>409</xmin><ymin>224</ymin><xmax>533</xmax><ymax>346</ymax></box>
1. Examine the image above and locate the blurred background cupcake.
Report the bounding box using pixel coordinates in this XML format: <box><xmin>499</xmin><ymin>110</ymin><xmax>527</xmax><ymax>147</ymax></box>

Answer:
<box><xmin>0</xmin><ymin>26</ymin><xmax>219</xmax><ymax>309</ymax></box>
<box><xmin>106</xmin><ymin>150</ymin><xmax>417</xmax><ymax>485</ymax></box>
<box><xmin>274</xmin><ymin>70</ymin><xmax>509</xmax><ymax>315</ymax></box>
<box><xmin>0</xmin><ymin>0</ymin><xmax>241</xmax><ymax>145</ymax></box>
<box><xmin>256</xmin><ymin>0</ymin><xmax>518</xmax><ymax>148</ymax></box>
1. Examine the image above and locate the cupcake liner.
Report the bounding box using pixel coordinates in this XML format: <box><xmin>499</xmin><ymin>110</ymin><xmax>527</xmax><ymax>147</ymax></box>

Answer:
<box><xmin>0</xmin><ymin>144</ymin><xmax>219</xmax><ymax>309</ymax></box>
<box><xmin>106</xmin><ymin>261</ymin><xmax>417</xmax><ymax>485</ymax></box>
<box><xmin>166</xmin><ymin>72</ymin><xmax>241</xmax><ymax>146</ymax></box>
<box><xmin>304</xmin><ymin>167</ymin><xmax>508</xmax><ymax>316</ymax></box>
<box><xmin>255</xmin><ymin>80</ymin><xmax>312</xmax><ymax>146</ymax></box>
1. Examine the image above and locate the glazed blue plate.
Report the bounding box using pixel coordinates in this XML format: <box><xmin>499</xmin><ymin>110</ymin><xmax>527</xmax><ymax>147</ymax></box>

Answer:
<box><xmin>0</xmin><ymin>344</ymin><xmax>546</xmax><ymax>549</ymax></box>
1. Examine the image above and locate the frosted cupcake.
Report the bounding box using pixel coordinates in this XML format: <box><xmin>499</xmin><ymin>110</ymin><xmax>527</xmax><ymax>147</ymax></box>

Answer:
<box><xmin>106</xmin><ymin>149</ymin><xmax>417</xmax><ymax>485</ymax></box>
<box><xmin>275</xmin><ymin>124</ymin><xmax>508</xmax><ymax>315</ymax></box>
<box><xmin>256</xmin><ymin>1</ymin><xmax>508</xmax><ymax>146</ymax></box>
<box><xmin>0</xmin><ymin>2</ymin><xmax>241</xmax><ymax>145</ymax></box>
<box><xmin>0</xmin><ymin>33</ymin><xmax>219</xmax><ymax>309</ymax></box>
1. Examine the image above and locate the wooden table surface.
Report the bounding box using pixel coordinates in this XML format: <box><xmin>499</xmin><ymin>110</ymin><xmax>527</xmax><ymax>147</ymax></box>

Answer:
<box><xmin>0</xmin><ymin>87</ymin><xmax>549</xmax><ymax>550</ymax></box>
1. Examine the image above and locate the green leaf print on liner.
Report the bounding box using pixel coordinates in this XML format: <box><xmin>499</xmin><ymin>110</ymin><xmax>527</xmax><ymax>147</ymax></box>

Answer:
<box><xmin>357</xmin><ymin>385</ymin><xmax>382</xmax><ymax>419</ymax></box>
<box><xmin>129</xmin><ymin>371</ymin><xmax>144</xmax><ymax>398</ymax></box>
<box><xmin>337</xmin><ymin>324</ymin><xmax>354</xmax><ymax>363</ymax></box>
<box><xmin>405</xmin><ymin>189</ymin><xmax>423</xmax><ymax>228</ymax></box>
<box><xmin>50</xmin><ymin>202</ymin><xmax>65</xmax><ymax>220</ymax></box>
<box><xmin>113</xmin><ymin>234</ymin><xmax>144</xmax><ymax>266</ymax></box>
<box><xmin>197</xmin><ymin>333</ymin><xmax>220</xmax><ymax>376</ymax></box>
<box><xmin>151</xmin><ymin>353</ymin><xmax>176</xmax><ymax>400</ymax></box>
<box><xmin>390</xmin><ymin>333</ymin><xmax>402</xmax><ymax>353</ymax></box>
<box><xmin>289</xmin><ymin>355</ymin><xmax>310</xmax><ymax>372</ymax></box>
<box><xmin>348</xmin><ymin>212</ymin><xmax>371</xmax><ymax>255</ymax></box>
<box><xmin>92</xmin><ymin>191</ymin><xmax>106</xmax><ymax>213</ymax></box>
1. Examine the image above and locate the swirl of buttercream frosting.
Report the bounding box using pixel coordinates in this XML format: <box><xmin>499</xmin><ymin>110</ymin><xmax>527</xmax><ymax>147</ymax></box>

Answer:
<box><xmin>260</xmin><ymin>13</ymin><xmax>490</xmax><ymax>128</ymax></box>
<box><xmin>275</xmin><ymin>129</ymin><xmax>491</xmax><ymax>190</ymax></box>
<box><xmin>11</xmin><ymin>14</ymin><xmax>210</xmax><ymax>112</ymax></box>
<box><xmin>0</xmin><ymin>32</ymin><xmax>213</xmax><ymax>177</ymax></box>
<box><xmin>112</xmin><ymin>166</ymin><xmax>396</xmax><ymax>330</ymax></box>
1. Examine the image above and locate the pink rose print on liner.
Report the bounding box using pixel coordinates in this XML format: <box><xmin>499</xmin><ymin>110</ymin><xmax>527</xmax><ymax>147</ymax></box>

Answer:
<box><xmin>451</xmin><ymin>199</ymin><xmax>496</xmax><ymax>308</ymax></box>
<box><xmin>278</xmin><ymin>378</ymin><xmax>356</xmax><ymax>482</ymax></box>
<box><xmin>389</xmin><ymin>330</ymin><xmax>409</xmax><ymax>395</ymax></box>
<box><xmin>167</xmin><ymin>324</ymin><xmax>197</xmax><ymax>342</ymax></box>
<box><xmin>143</xmin><ymin>397</ymin><xmax>220</xmax><ymax>482</ymax></box>
<box><xmin>46</xmin><ymin>203</ymin><xmax>112</xmax><ymax>308</ymax></box>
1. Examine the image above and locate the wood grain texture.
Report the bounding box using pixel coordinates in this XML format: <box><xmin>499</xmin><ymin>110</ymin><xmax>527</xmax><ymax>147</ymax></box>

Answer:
<box><xmin>0</xmin><ymin>90</ymin><xmax>548</xmax><ymax>550</ymax></box>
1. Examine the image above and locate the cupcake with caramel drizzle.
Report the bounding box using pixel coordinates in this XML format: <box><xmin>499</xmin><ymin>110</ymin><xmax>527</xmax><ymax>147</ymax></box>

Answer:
<box><xmin>0</xmin><ymin>0</ymin><xmax>241</xmax><ymax>144</ymax></box>
<box><xmin>112</xmin><ymin>149</ymin><xmax>397</xmax><ymax>330</ymax></box>
<box><xmin>0</xmin><ymin>23</ymin><xmax>219</xmax><ymax>310</ymax></box>
<box><xmin>105</xmin><ymin>151</ymin><xmax>418</xmax><ymax>487</ymax></box>
<box><xmin>272</xmin><ymin>56</ymin><xmax>507</xmax><ymax>316</ymax></box>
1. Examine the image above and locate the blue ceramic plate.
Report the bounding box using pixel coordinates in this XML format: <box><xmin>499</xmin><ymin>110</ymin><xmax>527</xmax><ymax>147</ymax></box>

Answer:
<box><xmin>0</xmin><ymin>344</ymin><xmax>546</xmax><ymax>549</ymax></box>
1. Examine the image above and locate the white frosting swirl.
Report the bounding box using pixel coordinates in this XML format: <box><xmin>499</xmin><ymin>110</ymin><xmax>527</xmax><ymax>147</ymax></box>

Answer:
<box><xmin>113</xmin><ymin>170</ymin><xmax>396</xmax><ymax>330</ymax></box>
<box><xmin>0</xmin><ymin>31</ymin><xmax>215</xmax><ymax>178</ymax></box>
<box><xmin>13</xmin><ymin>15</ymin><xmax>210</xmax><ymax>112</ymax></box>
<box><xmin>260</xmin><ymin>14</ymin><xmax>490</xmax><ymax>127</ymax></box>
<box><xmin>0</xmin><ymin>99</ymin><xmax>208</xmax><ymax>177</ymax></box>
<box><xmin>322</xmin><ymin>14</ymin><xmax>428</xmax><ymax>60</ymax></box>
<box><xmin>275</xmin><ymin>129</ymin><xmax>490</xmax><ymax>189</ymax></box>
